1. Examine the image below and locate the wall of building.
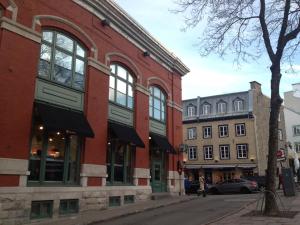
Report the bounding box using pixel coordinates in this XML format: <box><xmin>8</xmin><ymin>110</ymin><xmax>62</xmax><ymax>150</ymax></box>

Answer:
<box><xmin>0</xmin><ymin>0</ymin><xmax>187</xmax><ymax>224</ymax></box>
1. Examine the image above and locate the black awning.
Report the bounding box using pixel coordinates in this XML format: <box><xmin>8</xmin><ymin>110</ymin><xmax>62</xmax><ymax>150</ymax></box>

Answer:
<box><xmin>150</xmin><ymin>133</ymin><xmax>176</xmax><ymax>154</ymax></box>
<box><xmin>36</xmin><ymin>103</ymin><xmax>94</xmax><ymax>138</ymax></box>
<box><xmin>109</xmin><ymin>122</ymin><xmax>145</xmax><ymax>148</ymax></box>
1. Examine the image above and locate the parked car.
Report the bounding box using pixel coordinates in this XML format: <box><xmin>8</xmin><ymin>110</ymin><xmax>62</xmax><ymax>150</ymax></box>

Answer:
<box><xmin>241</xmin><ymin>176</ymin><xmax>266</xmax><ymax>189</ymax></box>
<box><xmin>208</xmin><ymin>178</ymin><xmax>258</xmax><ymax>194</ymax></box>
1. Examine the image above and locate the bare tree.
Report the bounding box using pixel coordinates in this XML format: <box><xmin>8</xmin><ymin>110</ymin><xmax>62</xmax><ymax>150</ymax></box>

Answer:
<box><xmin>174</xmin><ymin>0</ymin><xmax>300</xmax><ymax>216</ymax></box>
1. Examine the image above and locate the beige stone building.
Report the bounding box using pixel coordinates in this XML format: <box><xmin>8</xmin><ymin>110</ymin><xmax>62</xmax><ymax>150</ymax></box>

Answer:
<box><xmin>182</xmin><ymin>82</ymin><xmax>287</xmax><ymax>184</ymax></box>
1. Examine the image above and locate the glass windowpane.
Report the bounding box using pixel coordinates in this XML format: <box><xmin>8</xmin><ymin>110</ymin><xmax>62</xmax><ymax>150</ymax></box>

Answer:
<box><xmin>154</xmin><ymin>87</ymin><xmax>160</xmax><ymax>98</ymax></box>
<box><xmin>75</xmin><ymin>59</ymin><xmax>84</xmax><ymax>74</ymax></box>
<box><xmin>45</xmin><ymin>132</ymin><xmax>65</xmax><ymax>181</ymax></box>
<box><xmin>110</xmin><ymin>65</ymin><xmax>116</xmax><ymax>74</ymax></box>
<box><xmin>73</xmin><ymin>73</ymin><xmax>84</xmax><ymax>90</ymax></box>
<box><xmin>117</xmin><ymin>79</ymin><xmax>126</xmax><ymax>94</ymax></box>
<box><xmin>109</xmin><ymin>76</ymin><xmax>115</xmax><ymax>88</ymax></box>
<box><xmin>154</xmin><ymin>109</ymin><xmax>160</xmax><ymax>120</ymax></box>
<box><xmin>109</xmin><ymin>87</ymin><xmax>115</xmax><ymax>101</ymax></box>
<box><xmin>114</xmin><ymin>143</ymin><xmax>124</xmax><ymax>182</ymax></box>
<box><xmin>154</xmin><ymin>98</ymin><xmax>161</xmax><ymax>110</ymax></box>
<box><xmin>117</xmin><ymin>66</ymin><xmax>127</xmax><ymax>80</ymax></box>
<box><xmin>54</xmin><ymin>51</ymin><xmax>72</xmax><ymax>85</ymax></box>
<box><xmin>76</xmin><ymin>44</ymin><xmax>85</xmax><ymax>57</ymax></box>
<box><xmin>55</xmin><ymin>50</ymin><xmax>72</xmax><ymax>69</ymax></box>
<box><xmin>56</xmin><ymin>33</ymin><xmax>74</xmax><ymax>52</ymax></box>
<box><xmin>42</xmin><ymin>31</ymin><xmax>53</xmax><ymax>43</ymax></box>
<box><xmin>127</xmin><ymin>96</ymin><xmax>133</xmax><ymax>109</ymax></box>
<box><xmin>128</xmin><ymin>85</ymin><xmax>133</xmax><ymax>97</ymax></box>
<box><xmin>38</xmin><ymin>60</ymin><xmax>51</xmax><ymax>78</ymax></box>
<box><xmin>128</xmin><ymin>75</ymin><xmax>133</xmax><ymax>83</ymax></box>
<box><xmin>40</xmin><ymin>44</ymin><xmax>52</xmax><ymax>61</ymax></box>
<box><xmin>116</xmin><ymin>91</ymin><xmax>126</xmax><ymax>106</ymax></box>
<box><xmin>29</xmin><ymin>124</ymin><xmax>44</xmax><ymax>181</ymax></box>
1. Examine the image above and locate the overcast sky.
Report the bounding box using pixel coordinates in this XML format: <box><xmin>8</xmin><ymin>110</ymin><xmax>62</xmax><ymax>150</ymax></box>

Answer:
<box><xmin>114</xmin><ymin>0</ymin><xmax>300</xmax><ymax>100</ymax></box>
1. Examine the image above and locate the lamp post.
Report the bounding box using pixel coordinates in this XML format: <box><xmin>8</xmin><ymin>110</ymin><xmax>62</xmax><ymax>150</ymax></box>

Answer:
<box><xmin>178</xmin><ymin>144</ymin><xmax>188</xmax><ymax>195</ymax></box>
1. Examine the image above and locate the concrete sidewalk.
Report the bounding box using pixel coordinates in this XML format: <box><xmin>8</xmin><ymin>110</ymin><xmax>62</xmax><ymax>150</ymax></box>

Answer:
<box><xmin>34</xmin><ymin>195</ymin><xmax>197</xmax><ymax>225</ymax></box>
<box><xmin>206</xmin><ymin>191</ymin><xmax>300</xmax><ymax>225</ymax></box>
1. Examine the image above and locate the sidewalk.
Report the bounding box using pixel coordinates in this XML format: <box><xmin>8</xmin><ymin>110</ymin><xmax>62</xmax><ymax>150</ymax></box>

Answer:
<box><xmin>206</xmin><ymin>191</ymin><xmax>300</xmax><ymax>225</ymax></box>
<box><xmin>35</xmin><ymin>195</ymin><xmax>197</xmax><ymax>225</ymax></box>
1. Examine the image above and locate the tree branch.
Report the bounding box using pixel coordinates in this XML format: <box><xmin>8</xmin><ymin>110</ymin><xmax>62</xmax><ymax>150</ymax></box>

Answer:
<box><xmin>259</xmin><ymin>0</ymin><xmax>275</xmax><ymax>62</ymax></box>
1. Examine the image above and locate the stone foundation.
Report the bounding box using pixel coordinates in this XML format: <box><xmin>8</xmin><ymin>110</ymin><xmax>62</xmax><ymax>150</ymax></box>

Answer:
<box><xmin>0</xmin><ymin>186</ymin><xmax>152</xmax><ymax>225</ymax></box>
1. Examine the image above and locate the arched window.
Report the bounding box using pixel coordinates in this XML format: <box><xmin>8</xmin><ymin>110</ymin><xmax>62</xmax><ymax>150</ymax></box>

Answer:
<box><xmin>109</xmin><ymin>64</ymin><xmax>134</xmax><ymax>109</ymax></box>
<box><xmin>38</xmin><ymin>30</ymin><xmax>87</xmax><ymax>91</ymax></box>
<box><xmin>149</xmin><ymin>86</ymin><xmax>166</xmax><ymax>122</ymax></box>
<box><xmin>233</xmin><ymin>99</ymin><xmax>244</xmax><ymax>112</ymax></box>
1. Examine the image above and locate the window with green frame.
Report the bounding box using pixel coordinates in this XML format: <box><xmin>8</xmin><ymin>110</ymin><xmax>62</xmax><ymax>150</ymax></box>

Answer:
<box><xmin>28</xmin><ymin>114</ymin><xmax>81</xmax><ymax>185</ymax></box>
<box><xmin>106</xmin><ymin>130</ymin><xmax>135</xmax><ymax>185</ymax></box>
<box><xmin>149</xmin><ymin>86</ymin><xmax>166</xmax><ymax>122</ymax></box>
<box><xmin>109</xmin><ymin>64</ymin><xmax>134</xmax><ymax>109</ymax></box>
<box><xmin>38</xmin><ymin>30</ymin><xmax>86</xmax><ymax>91</ymax></box>
<box><xmin>30</xmin><ymin>200</ymin><xmax>53</xmax><ymax>219</ymax></box>
<box><xmin>59</xmin><ymin>199</ymin><xmax>79</xmax><ymax>215</ymax></box>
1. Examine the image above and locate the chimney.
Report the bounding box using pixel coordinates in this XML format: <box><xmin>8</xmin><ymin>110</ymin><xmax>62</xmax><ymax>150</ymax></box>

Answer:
<box><xmin>250</xmin><ymin>81</ymin><xmax>261</xmax><ymax>93</ymax></box>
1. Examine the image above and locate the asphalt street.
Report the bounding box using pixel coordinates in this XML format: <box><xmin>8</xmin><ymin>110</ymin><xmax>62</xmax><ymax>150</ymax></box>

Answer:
<box><xmin>95</xmin><ymin>194</ymin><xmax>259</xmax><ymax>225</ymax></box>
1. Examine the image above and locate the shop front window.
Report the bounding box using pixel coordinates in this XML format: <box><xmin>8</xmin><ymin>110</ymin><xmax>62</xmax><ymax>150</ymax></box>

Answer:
<box><xmin>106</xmin><ymin>131</ymin><xmax>134</xmax><ymax>185</ymax></box>
<box><xmin>28</xmin><ymin>119</ymin><xmax>81</xmax><ymax>185</ymax></box>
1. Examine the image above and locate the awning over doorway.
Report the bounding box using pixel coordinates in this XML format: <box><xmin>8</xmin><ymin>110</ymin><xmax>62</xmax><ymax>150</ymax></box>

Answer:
<box><xmin>36</xmin><ymin>102</ymin><xmax>94</xmax><ymax>137</ymax></box>
<box><xmin>150</xmin><ymin>133</ymin><xmax>176</xmax><ymax>154</ymax></box>
<box><xmin>109</xmin><ymin>122</ymin><xmax>145</xmax><ymax>148</ymax></box>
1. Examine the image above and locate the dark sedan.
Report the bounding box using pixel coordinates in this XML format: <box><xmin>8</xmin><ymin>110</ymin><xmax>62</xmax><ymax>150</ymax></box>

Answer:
<box><xmin>208</xmin><ymin>178</ymin><xmax>258</xmax><ymax>194</ymax></box>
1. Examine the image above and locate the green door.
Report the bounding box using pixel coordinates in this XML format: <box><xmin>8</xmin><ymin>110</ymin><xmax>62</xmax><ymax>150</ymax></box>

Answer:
<box><xmin>151</xmin><ymin>160</ymin><xmax>163</xmax><ymax>192</ymax></box>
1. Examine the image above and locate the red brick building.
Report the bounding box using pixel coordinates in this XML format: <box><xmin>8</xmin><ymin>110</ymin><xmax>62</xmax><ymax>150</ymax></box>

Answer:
<box><xmin>0</xmin><ymin>0</ymin><xmax>189</xmax><ymax>223</ymax></box>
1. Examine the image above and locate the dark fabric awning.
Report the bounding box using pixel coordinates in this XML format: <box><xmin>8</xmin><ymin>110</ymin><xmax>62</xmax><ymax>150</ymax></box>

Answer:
<box><xmin>150</xmin><ymin>133</ymin><xmax>176</xmax><ymax>154</ymax></box>
<box><xmin>109</xmin><ymin>122</ymin><xmax>145</xmax><ymax>148</ymax></box>
<box><xmin>36</xmin><ymin>103</ymin><xmax>94</xmax><ymax>137</ymax></box>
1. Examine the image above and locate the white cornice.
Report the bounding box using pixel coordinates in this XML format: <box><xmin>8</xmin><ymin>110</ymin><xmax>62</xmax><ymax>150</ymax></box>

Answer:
<box><xmin>72</xmin><ymin>0</ymin><xmax>190</xmax><ymax>76</ymax></box>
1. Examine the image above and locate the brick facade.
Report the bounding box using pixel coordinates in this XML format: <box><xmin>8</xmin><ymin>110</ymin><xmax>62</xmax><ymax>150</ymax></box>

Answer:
<box><xmin>0</xmin><ymin>0</ymin><xmax>189</xmax><ymax>224</ymax></box>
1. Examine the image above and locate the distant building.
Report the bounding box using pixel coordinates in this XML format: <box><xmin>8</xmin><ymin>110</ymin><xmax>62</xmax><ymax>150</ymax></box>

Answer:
<box><xmin>182</xmin><ymin>81</ymin><xmax>286</xmax><ymax>183</ymax></box>
<box><xmin>284</xmin><ymin>84</ymin><xmax>300</xmax><ymax>160</ymax></box>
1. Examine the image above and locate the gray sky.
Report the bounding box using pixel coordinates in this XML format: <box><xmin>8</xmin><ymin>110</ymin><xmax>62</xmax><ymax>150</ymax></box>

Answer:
<box><xmin>114</xmin><ymin>0</ymin><xmax>300</xmax><ymax>100</ymax></box>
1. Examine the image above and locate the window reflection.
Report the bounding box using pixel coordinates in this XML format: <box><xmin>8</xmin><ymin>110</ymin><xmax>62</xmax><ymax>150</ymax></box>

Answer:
<box><xmin>106</xmin><ymin>133</ymin><xmax>134</xmax><ymax>184</ymax></box>
<box><xmin>45</xmin><ymin>131</ymin><xmax>65</xmax><ymax>181</ymax></box>
<box><xmin>149</xmin><ymin>86</ymin><xmax>166</xmax><ymax>122</ymax></box>
<box><xmin>109</xmin><ymin>64</ymin><xmax>134</xmax><ymax>109</ymax></box>
<box><xmin>28</xmin><ymin>114</ymin><xmax>81</xmax><ymax>184</ymax></box>
<box><xmin>38</xmin><ymin>30</ymin><xmax>86</xmax><ymax>91</ymax></box>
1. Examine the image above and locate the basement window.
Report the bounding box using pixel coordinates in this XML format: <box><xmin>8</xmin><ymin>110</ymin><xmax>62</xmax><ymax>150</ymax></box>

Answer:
<box><xmin>30</xmin><ymin>200</ymin><xmax>53</xmax><ymax>219</ymax></box>
<box><xmin>109</xmin><ymin>196</ymin><xmax>121</xmax><ymax>207</ymax></box>
<box><xmin>124</xmin><ymin>195</ymin><xmax>135</xmax><ymax>204</ymax></box>
<box><xmin>59</xmin><ymin>199</ymin><xmax>79</xmax><ymax>215</ymax></box>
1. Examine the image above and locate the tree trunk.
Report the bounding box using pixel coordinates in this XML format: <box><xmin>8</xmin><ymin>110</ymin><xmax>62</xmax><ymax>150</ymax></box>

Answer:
<box><xmin>264</xmin><ymin>64</ymin><xmax>283</xmax><ymax>215</ymax></box>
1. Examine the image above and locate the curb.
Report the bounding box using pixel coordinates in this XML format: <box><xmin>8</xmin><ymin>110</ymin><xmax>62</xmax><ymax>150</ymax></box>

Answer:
<box><xmin>88</xmin><ymin>197</ymin><xmax>198</xmax><ymax>225</ymax></box>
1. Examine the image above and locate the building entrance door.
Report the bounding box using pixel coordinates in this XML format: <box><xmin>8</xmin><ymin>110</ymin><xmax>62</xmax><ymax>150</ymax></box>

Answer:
<box><xmin>150</xmin><ymin>149</ymin><xmax>167</xmax><ymax>193</ymax></box>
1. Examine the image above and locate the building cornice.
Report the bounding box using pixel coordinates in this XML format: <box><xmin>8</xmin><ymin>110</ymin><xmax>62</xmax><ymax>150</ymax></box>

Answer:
<box><xmin>72</xmin><ymin>0</ymin><xmax>190</xmax><ymax>76</ymax></box>
<box><xmin>183</xmin><ymin>113</ymin><xmax>253</xmax><ymax>124</ymax></box>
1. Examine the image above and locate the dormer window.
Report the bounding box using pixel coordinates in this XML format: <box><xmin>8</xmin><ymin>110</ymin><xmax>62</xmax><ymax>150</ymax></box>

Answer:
<box><xmin>202</xmin><ymin>104</ymin><xmax>211</xmax><ymax>115</ymax></box>
<box><xmin>233</xmin><ymin>99</ymin><xmax>244</xmax><ymax>112</ymax></box>
<box><xmin>217</xmin><ymin>101</ymin><xmax>227</xmax><ymax>114</ymax></box>
<box><xmin>187</xmin><ymin>105</ymin><xmax>196</xmax><ymax>117</ymax></box>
